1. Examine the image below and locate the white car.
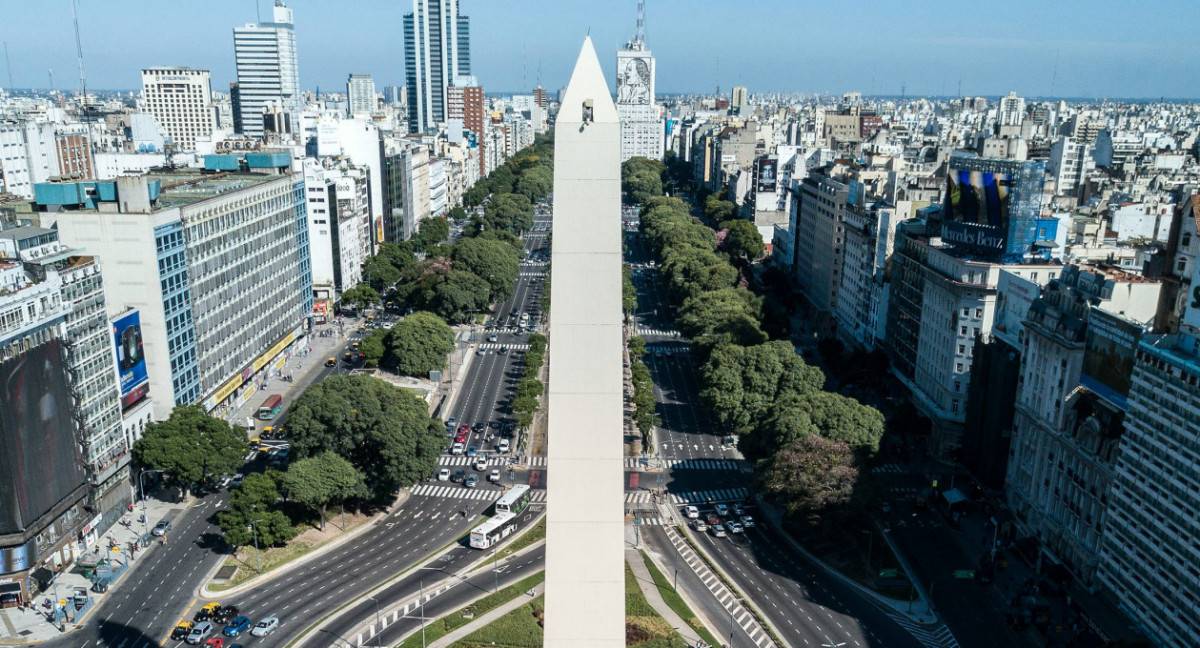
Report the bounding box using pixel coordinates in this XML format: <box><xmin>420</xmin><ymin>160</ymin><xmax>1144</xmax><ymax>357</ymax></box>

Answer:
<box><xmin>497</xmin><ymin>439</ymin><xmax>510</xmax><ymax>453</ymax></box>
<box><xmin>711</xmin><ymin>524</ymin><xmax>727</xmax><ymax>538</ymax></box>
<box><xmin>437</xmin><ymin>468</ymin><xmax>451</xmax><ymax>481</ymax></box>
<box><xmin>474</xmin><ymin>457</ymin><xmax>488</xmax><ymax>472</ymax></box>
<box><xmin>450</xmin><ymin>442</ymin><xmax>465</xmax><ymax>455</ymax></box>
<box><xmin>739</xmin><ymin>515</ymin><xmax>756</xmax><ymax>529</ymax></box>
<box><xmin>683</xmin><ymin>505</ymin><xmax>699</xmax><ymax>519</ymax></box>
<box><xmin>727</xmin><ymin>521</ymin><xmax>744</xmax><ymax>534</ymax></box>
<box><xmin>488</xmin><ymin>469</ymin><xmax>501</xmax><ymax>483</ymax></box>
<box><xmin>691</xmin><ymin>519</ymin><xmax>708</xmax><ymax>532</ymax></box>
<box><xmin>250</xmin><ymin>617</ymin><xmax>279</xmax><ymax>637</ymax></box>
<box><xmin>714</xmin><ymin>503</ymin><xmax>729</xmax><ymax>517</ymax></box>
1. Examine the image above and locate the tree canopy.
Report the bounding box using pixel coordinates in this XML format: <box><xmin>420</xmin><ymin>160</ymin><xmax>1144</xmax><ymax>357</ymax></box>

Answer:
<box><xmin>622</xmin><ymin>157</ymin><xmax>666</xmax><ymax>204</ymax></box>
<box><xmin>283</xmin><ymin>375</ymin><xmax>443</xmax><ymax>497</ymax></box>
<box><xmin>362</xmin><ymin>255</ymin><xmax>402</xmax><ymax>292</ymax></box>
<box><xmin>760</xmin><ymin>434</ymin><xmax>859</xmax><ymax>515</ymax></box>
<box><xmin>415</xmin><ymin>217</ymin><xmax>451</xmax><ymax>251</ymax></box>
<box><xmin>217</xmin><ymin>472</ymin><xmax>295</xmax><ymax>547</ymax></box>
<box><xmin>698</xmin><ymin>341</ymin><xmax>824</xmax><ymax>438</ymax></box>
<box><xmin>452</xmin><ymin>237</ymin><xmax>520</xmax><ymax>303</ymax></box>
<box><xmin>483</xmin><ymin>193</ymin><xmax>535</xmax><ymax>234</ymax></box>
<box><xmin>340</xmin><ymin>284</ymin><xmax>380</xmax><ymax>312</ymax></box>
<box><xmin>515</xmin><ymin>165</ymin><xmax>553</xmax><ymax>202</ymax></box>
<box><xmin>282</xmin><ymin>452</ymin><xmax>367</xmax><ymax>531</ymax></box>
<box><xmin>132</xmin><ymin>406</ymin><xmax>247</xmax><ymax>486</ymax></box>
<box><xmin>399</xmin><ymin>265</ymin><xmax>492</xmax><ymax>322</ymax></box>
<box><xmin>386</xmin><ymin>311</ymin><xmax>456</xmax><ymax>377</ymax></box>
<box><xmin>719</xmin><ymin>218</ymin><xmax>765</xmax><ymax>263</ymax></box>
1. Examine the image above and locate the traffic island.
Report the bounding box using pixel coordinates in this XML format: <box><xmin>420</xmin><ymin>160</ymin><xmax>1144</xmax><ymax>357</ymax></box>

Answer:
<box><xmin>393</xmin><ymin>572</ymin><xmax>545</xmax><ymax>648</ymax></box>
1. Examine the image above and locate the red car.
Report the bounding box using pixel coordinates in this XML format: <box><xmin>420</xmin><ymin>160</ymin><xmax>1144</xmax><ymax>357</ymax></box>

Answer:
<box><xmin>454</xmin><ymin>433</ymin><xmax>468</xmax><ymax>444</ymax></box>
<box><xmin>458</xmin><ymin>423</ymin><xmax>470</xmax><ymax>433</ymax></box>
<box><xmin>205</xmin><ymin>638</ymin><xmax>224</xmax><ymax>648</ymax></box>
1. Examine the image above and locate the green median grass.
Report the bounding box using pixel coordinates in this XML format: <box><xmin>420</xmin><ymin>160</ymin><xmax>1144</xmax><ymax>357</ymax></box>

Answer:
<box><xmin>641</xmin><ymin>552</ymin><xmax>722</xmax><ymax>648</ymax></box>
<box><xmin>452</xmin><ymin>595</ymin><xmax>545</xmax><ymax>647</ymax></box>
<box><xmin>393</xmin><ymin>571</ymin><xmax>545</xmax><ymax>648</ymax></box>
<box><xmin>500</xmin><ymin>517</ymin><xmax>544</xmax><ymax>557</ymax></box>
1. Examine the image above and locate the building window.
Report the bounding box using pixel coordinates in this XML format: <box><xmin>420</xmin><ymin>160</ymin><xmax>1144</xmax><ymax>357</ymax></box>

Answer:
<box><xmin>956</xmin><ymin>363</ymin><xmax>964</xmax><ymax>373</ymax></box>
<box><xmin>975</xmin><ymin>308</ymin><xmax>983</xmax><ymax>318</ymax></box>
<box><xmin>951</xmin><ymin>399</ymin><xmax>960</xmax><ymax>414</ymax></box>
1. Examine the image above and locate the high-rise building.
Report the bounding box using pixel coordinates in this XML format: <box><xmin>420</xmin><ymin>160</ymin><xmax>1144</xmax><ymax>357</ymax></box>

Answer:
<box><xmin>533</xmin><ymin>86</ymin><xmax>548</xmax><ymax>109</ymax></box>
<box><xmin>346</xmin><ymin>73</ymin><xmax>376</xmax><ymax>116</ymax></box>
<box><xmin>615</xmin><ymin>24</ymin><xmax>665</xmax><ymax>162</ymax></box>
<box><xmin>140</xmin><ymin>67</ymin><xmax>216</xmax><ymax>151</ymax></box>
<box><xmin>403</xmin><ymin>0</ymin><xmax>471</xmax><ymax>134</ymax></box>
<box><xmin>383</xmin><ymin>143</ymin><xmax>431</xmax><ymax>242</ymax></box>
<box><xmin>446</xmin><ymin>82</ymin><xmax>485</xmax><ymax>177</ymax></box>
<box><xmin>233</xmin><ymin>1</ymin><xmax>301</xmax><ymax>140</ymax></box>
<box><xmin>1</xmin><ymin>122</ymin><xmax>94</xmax><ymax>198</ymax></box>
<box><xmin>39</xmin><ymin>160</ymin><xmax>312</xmax><ymax>421</ymax></box>
<box><xmin>303</xmin><ymin>159</ymin><xmax>370</xmax><ymax>298</ymax></box>
<box><xmin>731</xmin><ymin>85</ymin><xmax>749</xmax><ymax>109</ymax></box>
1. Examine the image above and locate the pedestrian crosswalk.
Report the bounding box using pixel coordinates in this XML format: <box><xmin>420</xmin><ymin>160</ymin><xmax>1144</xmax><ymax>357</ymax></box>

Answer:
<box><xmin>410</xmin><ymin>484</ymin><xmax>549</xmax><ymax>502</ymax></box>
<box><xmin>623</xmin><ymin>457</ymin><xmax>742</xmax><ymax>471</ymax></box>
<box><xmin>476</xmin><ymin>342</ymin><xmax>531</xmax><ymax>350</ymax></box>
<box><xmin>438</xmin><ymin>455</ymin><xmax>548</xmax><ymax>467</ymax></box>
<box><xmin>624</xmin><ymin>487</ymin><xmax>750</xmax><ymax>505</ymax></box>
<box><xmin>518</xmin><ymin>271</ymin><xmax>546</xmax><ymax>278</ymax></box>
<box><xmin>872</xmin><ymin>463</ymin><xmax>905</xmax><ymax>474</ymax></box>
<box><xmin>889</xmin><ymin>487</ymin><xmax>918</xmax><ymax>495</ymax></box>
<box><xmin>885</xmin><ymin>613</ymin><xmax>961</xmax><ymax>648</ymax></box>
<box><xmin>629</xmin><ymin>514</ymin><xmax>668</xmax><ymax>526</ymax></box>
<box><xmin>631</xmin><ymin>324</ymin><xmax>681</xmax><ymax>338</ymax></box>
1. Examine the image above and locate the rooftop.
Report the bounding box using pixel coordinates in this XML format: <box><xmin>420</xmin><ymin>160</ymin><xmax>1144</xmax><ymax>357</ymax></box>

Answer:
<box><xmin>151</xmin><ymin>171</ymin><xmax>281</xmax><ymax>209</ymax></box>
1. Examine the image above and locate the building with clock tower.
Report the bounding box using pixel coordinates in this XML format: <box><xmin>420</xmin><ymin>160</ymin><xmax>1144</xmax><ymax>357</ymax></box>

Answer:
<box><xmin>615</xmin><ymin>1</ymin><xmax>665</xmax><ymax>162</ymax></box>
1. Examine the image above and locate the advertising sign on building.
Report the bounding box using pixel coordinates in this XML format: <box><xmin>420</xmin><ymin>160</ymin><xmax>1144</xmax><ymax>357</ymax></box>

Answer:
<box><xmin>112</xmin><ymin>311</ymin><xmax>149</xmax><ymax>408</ymax></box>
<box><xmin>1182</xmin><ymin>262</ymin><xmax>1200</xmax><ymax>332</ymax></box>
<box><xmin>943</xmin><ymin>167</ymin><xmax>1014</xmax><ymax>253</ymax></box>
<box><xmin>757</xmin><ymin>158</ymin><xmax>778</xmax><ymax>193</ymax></box>
<box><xmin>992</xmin><ymin>270</ymin><xmax>1041</xmax><ymax>347</ymax></box>
<box><xmin>1080</xmin><ymin>308</ymin><xmax>1142</xmax><ymax>410</ymax></box>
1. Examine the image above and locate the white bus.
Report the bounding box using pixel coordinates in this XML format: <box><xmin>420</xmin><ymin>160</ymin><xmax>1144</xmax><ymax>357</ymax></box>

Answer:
<box><xmin>469</xmin><ymin>511</ymin><xmax>518</xmax><ymax>549</ymax></box>
<box><xmin>495</xmin><ymin>485</ymin><xmax>532</xmax><ymax>515</ymax></box>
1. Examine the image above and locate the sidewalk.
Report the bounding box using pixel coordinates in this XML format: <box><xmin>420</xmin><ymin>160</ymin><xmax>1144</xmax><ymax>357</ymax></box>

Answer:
<box><xmin>625</xmin><ymin>548</ymin><xmax>704</xmax><ymax>647</ymax></box>
<box><xmin>0</xmin><ymin>496</ymin><xmax>184</xmax><ymax>645</ymax></box>
<box><xmin>425</xmin><ymin>583</ymin><xmax>544</xmax><ymax>648</ymax></box>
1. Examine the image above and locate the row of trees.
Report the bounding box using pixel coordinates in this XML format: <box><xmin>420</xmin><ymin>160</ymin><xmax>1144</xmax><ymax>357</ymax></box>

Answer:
<box><xmin>626</xmin><ymin>337</ymin><xmax>659</xmax><ymax>436</ymax></box>
<box><xmin>512</xmin><ymin>333</ymin><xmax>548</xmax><ymax>428</ymax></box>
<box><xmin>637</xmin><ymin>196</ymin><xmax>884</xmax><ymax>515</ymax></box>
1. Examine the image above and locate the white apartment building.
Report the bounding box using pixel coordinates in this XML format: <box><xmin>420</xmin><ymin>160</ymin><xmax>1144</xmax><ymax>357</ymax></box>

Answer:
<box><xmin>233</xmin><ymin>1</ymin><xmax>301</xmax><ymax>139</ymax></box>
<box><xmin>140</xmin><ymin>67</ymin><xmax>216</xmax><ymax>151</ymax></box>
<box><xmin>836</xmin><ymin>199</ymin><xmax>898</xmax><ymax>351</ymax></box>
<box><xmin>304</xmin><ymin>159</ymin><xmax>369</xmax><ymax>298</ymax></box>
<box><xmin>791</xmin><ymin>169</ymin><xmax>849</xmax><ymax>330</ymax></box>
<box><xmin>615</xmin><ymin>44</ymin><xmax>665</xmax><ymax>161</ymax></box>
<box><xmin>1048</xmin><ymin>135</ymin><xmax>1095</xmax><ymax>200</ymax></box>
<box><xmin>346</xmin><ymin>74</ymin><xmax>376</xmax><ymax>117</ymax></box>
<box><xmin>428</xmin><ymin>157</ymin><xmax>447</xmax><ymax>217</ymax></box>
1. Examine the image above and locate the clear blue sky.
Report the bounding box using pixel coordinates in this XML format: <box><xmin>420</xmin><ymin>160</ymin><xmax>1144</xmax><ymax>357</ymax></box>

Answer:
<box><xmin>3</xmin><ymin>0</ymin><xmax>1198</xmax><ymax>98</ymax></box>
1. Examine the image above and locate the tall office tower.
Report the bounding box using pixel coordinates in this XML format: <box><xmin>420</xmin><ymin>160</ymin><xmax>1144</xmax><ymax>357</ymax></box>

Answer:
<box><xmin>615</xmin><ymin>1</ymin><xmax>664</xmax><ymax>161</ymax></box>
<box><xmin>447</xmin><ymin>82</ymin><xmax>486</xmax><ymax>177</ymax></box>
<box><xmin>346</xmin><ymin>73</ymin><xmax>376</xmax><ymax>116</ymax></box>
<box><xmin>403</xmin><ymin>0</ymin><xmax>471</xmax><ymax>134</ymax></box>
<box><xmin>731</xmin><ymin>85</ymin><xmax>749</xmax><ymax>109</ymax></box>
<box><xmin>533</xmin><ymin>86</ymin><xmax>548</xmax><ymax>108</ymax></box>
<box><xmin>383</xmin><ymin>85</ymin><xmax>405</xmax><ymax>106</ymax></box>
<box><xmin>140</xmin><ymin>68</ymin><xmax>216</xmax><ymax>151</ymax></box>
<box><xmin>233</xmin><ymin>0</ymin><xmax>301</xmax><ymax>140</ymax></box>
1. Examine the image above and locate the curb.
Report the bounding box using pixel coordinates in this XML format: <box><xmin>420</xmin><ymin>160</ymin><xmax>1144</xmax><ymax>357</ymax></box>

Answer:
<box><xmin>752</xmin><ymin>495</ymin><xmax>940</xmax><ymax>627</ymax></box>
<box><xmin>290</xmin><ymin>513</ymin><xmax>546</xmax><ymax>648</ymax></box>
<box><xmin>639</xmin><ymin>547</ymin><xmax>724</xmax><ymax>645</ymax></box>
<box><xmin>199</xmin><ymin>489</ymin><xmax>410</xmax><ymax>599</ymax></box>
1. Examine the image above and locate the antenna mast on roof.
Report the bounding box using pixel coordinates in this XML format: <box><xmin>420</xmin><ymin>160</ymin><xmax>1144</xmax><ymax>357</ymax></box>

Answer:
<box><xmin>3</xmin><ymin>43</ymin><xmax>13</xmax><ymax>91</ymax></box>
<box><xmin>635</xmin><ymin>0</ymin><xmax>645</xmax><ymax>47</ymax></box>
<box><xmin>71</xmin><ymin>0</ymin><xmax>89</xmax><ymax>122</ymax></box>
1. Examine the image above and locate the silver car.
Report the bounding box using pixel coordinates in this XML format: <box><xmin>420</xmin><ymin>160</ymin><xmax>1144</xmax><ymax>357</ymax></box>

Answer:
<box><xmin>250</xmin><ymin>617</ymin><xmax>280</xmax><ymax>637</ymax></box>
<box><xmin>185</xmin><ymin>621</ymin><xmax>213</xmax><ymax>645</ymax></box>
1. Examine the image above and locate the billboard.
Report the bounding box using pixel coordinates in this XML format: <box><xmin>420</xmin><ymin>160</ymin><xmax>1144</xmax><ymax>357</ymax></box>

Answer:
<box><xmin>943</xmin><ymin>167</ymin><xmax>1013</xmax><ymax>253</ymax></box>
<box><xmin>757</xmin><ymin>158</ymin><xmax>778</xmax><ymax>193</ymax></box>
<box><xmin>1080</xmin><ymin>308</ymin><xmax>1141</xmax><ymax>410</ymax></box>
<box><xmin>113</xmin><ymin>311</ymin><xmax>149</xmax><ymax>409</ymax></box>
<box><xmin>0</xmin><ymin>340</ymin><xmax>87</xmax><ymax>535</ymax></box>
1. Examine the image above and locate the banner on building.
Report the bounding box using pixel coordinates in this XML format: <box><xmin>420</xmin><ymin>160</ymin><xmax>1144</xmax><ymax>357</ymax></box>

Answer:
<box><xmin>1080</xmin><ymin>308</ymin><xmax>1141</xmax><ymax>410</ymax></box>
<box><xmin>112</xmin><ymin>310</ymin><xmax>149</xmax><ymax>409</ymax></box>
<box><xmin>757</xmin><ymin>158</ymin><xmax>778</xmax><ymax>193</ymax></box>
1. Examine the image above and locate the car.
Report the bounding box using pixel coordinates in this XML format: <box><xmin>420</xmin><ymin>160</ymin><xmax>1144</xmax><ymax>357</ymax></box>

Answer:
<box><xmin>727</xmin><ymin>521</ymin><xmax>744</xmax><ymax>534</ymax></box>
<box><xmin>213</xmin><ymin>605</ymin><xmax>239</xmax><ymax>624</ymax></box>
<box><xmin>476</xmin><ymin>348</ymin><xmax>487</xmax><ymax>356</ymax></box>
<box><xmin>450</xmin><ymin>442</ymin><xmax>465</xmax><ymax>455</ymax></box>
<box><xmin>705</xmin><ymin>514</ymin><xmax>721</xmax><ymax>527</ymax></box>
<box><xmin>711</xmin><ymin>524</ymin><xmax>727</xmax><ymax>538</ymax></box>
<box><xmin>324</xmin><ymin>357</ymin><xmax>336</xmax><ymax>367</ymax></box>
<box><xmin>151</xmin><ymin>519</ymin><xmax>171</xmax><ymax>537</ymax></box>
<box><xmin>733</xmin><ymin>503</ymin><xmax>746</xmax><ymax>516</ymax></box>
<box><xmin>186</xmin><ymin>621</ymin><xmax>214</xmax><ymax>644</ymax></box>
<box><xmin>488</xmin><ymin>335</ymin><xmax>499</xmax><ymax>342</ymax></box>
<box><xmin>204</xmin><ymin>638</ymin><xmax>224</xmax><ymax>648</ymax></box>
<box><xmin>488</xmin><ymin>469</ymin><xmax>501</xmax><ymax>482</ymax></box>
<box><xmin>714</xmin><ymin>504</ymin><xmax>729</xmax><ymax>517</ymax></box>
<box><xmin>474</xmin><ymin>457</ymin><xmax>488</xmax><ymax>472</ymax></box>
<box><xmin>454</xmin><ymin>433</ymin><xmax>468</xmax><ymax>444</ymax></box>
<box><xmin>472</xmin><ymin>421</ymin><xmax>486</xmax><ymax>433</ymax></box>
<box><xmin>739</xmin><ymin>515</ymin><xmax>755</xmax><ymax>529</ymax></box>
<box><xmin>465</xmin><ymin>473</ymin><xmax>479</xmax><ymax>488</ymax></box>
<box><xmin>683</xmin><ymin>505</ymin><xmax>699</xmax><ymax>519</ymax></box>
<box><xmin>498</xmin><ymin>346</ymin><xmax>508</xmax><ymax>355</ymax></box>
<box><xmin>223</xmin><ymin>616</ymin><xmax>251</xmax><ymax>637</ymax></box>
<box><xmin>446</xmin><ymin>417</ymin><xmax>457</xmax><ymax>428</ymax></box>
<box><xmin>691</xmin><ymin>519</ymin><xmax>709</xmax><ymax>532</ymax></box>
<box><xmin>194</xmin><ymin>602</ymin><xmax>221</xmax><ymax>622</ymax></box>
<box><xmin>497</xmin><ymin>439</ymin><xmax>510</xmax><ymax>453</ymax></box>
<box><xmin>250</xmin><ymin>617</ymin><xmax>279</xmax><ymax>637</ymax></box>
<box><xmin>466</xmin><ymin>445</ymin><xmax>478</xmax><ymax>457</ymax></box>
<box><xmin>451</xmin><ymin>469</ymin><xmax>466</xmax><ymax>483</ymax></box>
<box><xmin>459</xmin><ymin>423</ymin><xmax>471</xmax><ymax>433</ymax></box>
<box><xmin>437</xmin><ymin>468</ymin><xmax>451</xmax><ymax>481</ymax></box>
<box><xmin>229</xmin><ymin>474</ymin><xmax>244</xmax><ymax>489</ymax></box>
<box><xmin>172</xmin><ymin>622</ymin><xmax>195</xmax><ymax>641</ymax></box>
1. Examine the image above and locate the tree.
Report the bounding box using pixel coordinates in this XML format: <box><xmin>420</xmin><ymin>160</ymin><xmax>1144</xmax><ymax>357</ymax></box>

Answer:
<box><xmin>340</xmin><ymin>284</ymin><xmax>380</xmax><ymax>312</ymax></box>
<box><xmin>754</xmin><ymin>391</ymin><xmax>885</xmax><ymax>459</ymax></box>
<box><xmin>528</xmin><ymin>333</ymin><xmax>548</xmax><ymax>355</ymax></box>
<box><xmin>376</xmin><ymin>242</ymin><xmax>416</xmax><ymax>275</ymax></box>
<box><xmin>464</xmin><ymin>183</ymin><xmax>490</xmax><ymax>207</ymax></box>
<box><xmin>515</xmin><ymin>166</ymin><xmax>553</xmax><ymax>202</ymax></box>
<box><xmin>760</xmin><ymin>434</ymin><xmax>859</xmax><ymax>514</ymax></box>
<box><xmin>218</xmin><ymin>472</ymin><xmax>295</xmax><ymax>547</ymax></box>
<box><xmin>284</xmin><ymin>375</ymin><xmax>443</xmax><ymax>498</ymax></box>
<box><xmin>676</xmin><ymin>287</ymin><xmax>765</xmax><ymax>346</ymax></box>
<box><xmin>415</xmin><ymin>217</ymin><xmax>451</xmax><ymax>250</ymax></box>
<box><xmin>624</xmin><ymin>169</ymin><xmax>664</xmax><ymax>204</ymax></box>
<box><xmin>362</xmin><ymin>255</ymin><xmax>402</xmax><ymax>291</ymax></box>
<box><xmin>699</xmin><ymin>341</ymin><xmax>824</xmax><ymax>437</ymax></box>
<box><xmin>448</xmin><ymin>206</ymin><xmax>469</xmax><ymax>222</ymax></box>
<box><xmin>622</xmin><ymin>265</ymin><xmax>638</xmax><ymax>314</ymax></box>
<box><xmin>133</xmin><ymin>406</ymin><xmax>247</xmax><ymax>487</ymax></box>
<box><xmin>402</xmin><ymin>266</ymin><xmax>492</xmax><ymax>321</ymax></box>
<box><xmin>483</xmin><ymin>193</ymin><xmax>534</xmax><ymax>234</ymax></box>
<box><xmin>282</xmin><ymin>452</ymin><xmax>367</xmax><ymax>531</ymax></box>
<box><xmin>360</xmin><ymin>328</ymin><xmax>388</xmax><ymax>367</ymax></box>
<box><xmin>704</xmin><ymin>195</ymin><xmax>736</xmax><ymax>223</ymax></box>
<box><xmin>719</xmin><ymin>219</ymin><xmax>765</xmax><ymax>263</ymax></box>
<box><xmin>476</xmin><ymin>229</ymin><xmax>525</xmax><ymax>256</ymax></box>
<box><xmin>452</xmin><ymin>237</ymin><xmax>520</xmax><ymax>303</ymax></box>
<box><xmin>627</xmin><ymin>336</ymin><xmax>647</xmax><ymax>357</ymax></box>
<box><xmin>387</xmin><ymin>311</ymin><xmax>456</xmax><ymax>376</ymax></box>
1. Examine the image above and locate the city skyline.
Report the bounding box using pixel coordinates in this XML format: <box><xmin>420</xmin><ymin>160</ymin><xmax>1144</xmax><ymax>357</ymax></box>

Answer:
<box><xmin>1</xmin><ymin>0</ymin><xmax>1197</xmax><ymax>99</ymax></box>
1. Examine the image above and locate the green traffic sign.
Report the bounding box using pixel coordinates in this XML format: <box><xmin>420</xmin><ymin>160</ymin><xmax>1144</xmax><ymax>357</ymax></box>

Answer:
<box><xmin>954</xmin><ymin>569</ymin><xmax>976</xmax><ymax>580</ymax></box>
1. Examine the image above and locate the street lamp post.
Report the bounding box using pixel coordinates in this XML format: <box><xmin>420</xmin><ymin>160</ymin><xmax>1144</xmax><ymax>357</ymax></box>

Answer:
<box><xmin>249</xmin><ymin>519</ymin><xmax>263</xmax><ymax>574</ymax></box>
<box><xmin>420</xmin><ymin>579</ymin><xmax>426</xmax><ymax>648</ymax></box>
<box><xmin>493</xmin><ymin>544</ymin><xmax>499</xmax><ymax>593</ymax></box>
<box><xmin>367</xmin><ymin>595</ymin><xmax>383</xmax><ymax>648</ymax></box>
<box><xmin>137</xmin><ymin>469</ymin><xmax>163</xmax><ymax>539</ymax></box>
